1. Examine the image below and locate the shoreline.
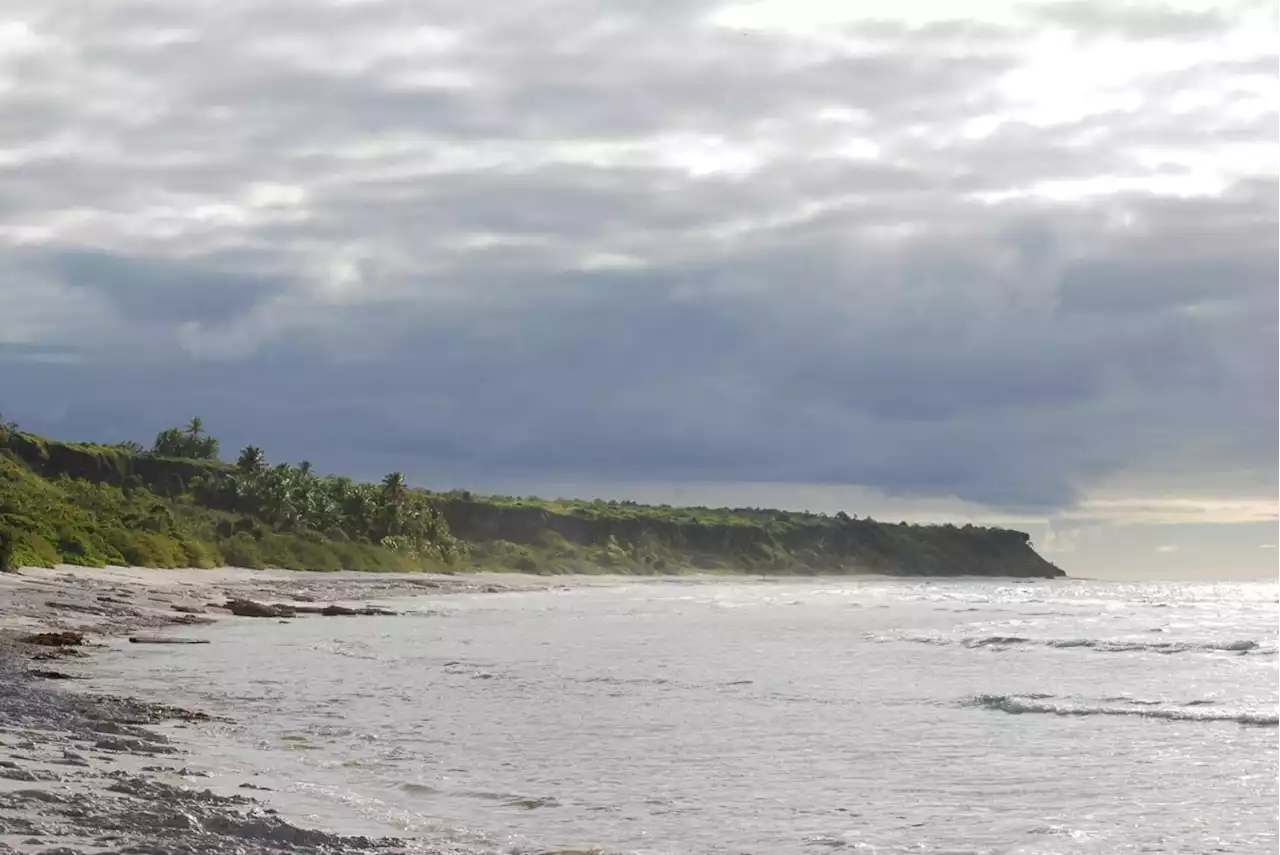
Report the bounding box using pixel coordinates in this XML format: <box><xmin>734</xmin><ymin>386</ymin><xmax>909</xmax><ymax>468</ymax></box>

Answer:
<box><xmin>0</xmin><ymin>565</ymin><xmax>599</xmax><ymax>855</ymax></box>
<box><xmin>0</xmin><ymin>565</ymin><xmax>1064</xmax><ymax>854</ymax></box>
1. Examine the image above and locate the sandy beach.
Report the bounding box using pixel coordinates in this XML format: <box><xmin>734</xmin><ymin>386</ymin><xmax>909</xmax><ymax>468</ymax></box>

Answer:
<box><xmin>0</xmin><ymin>565</ymin><xmax>595</xmax><ymax>855</ymax></box>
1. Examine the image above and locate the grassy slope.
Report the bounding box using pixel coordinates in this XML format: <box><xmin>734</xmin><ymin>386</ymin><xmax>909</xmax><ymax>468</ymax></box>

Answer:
<box><xmin>434</xmin><ymin>494</ymin><xmax>1063</xmax><ymax>577</ymax></box>
<box><xmin>0</xmin><ymin>428</ymin><xmax>1065</xmax><ymax>577</ymax></box>
<box><xmin>0</xmin><ymin>433</ymin><xmax>426</xmax><ymax>573</ymax></box>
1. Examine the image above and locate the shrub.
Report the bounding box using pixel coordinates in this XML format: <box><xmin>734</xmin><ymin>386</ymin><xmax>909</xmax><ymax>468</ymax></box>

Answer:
<box><xmin>218</xmin><ymin>532</ymin><xmax>265</xmax><ymax>569</ymax></box>
<box><xmin>119</xmin><ymin>532</ymin><xmax>188</xmax><ymax>568</ymax></box>
<box><xmin>178</xmin><ymin>536</ymin><xmax>220</xmax><ymax>569</ymax></box>
<box><xmin>55</xmin><ymin>529</ymin><xmax>108</xmax><ymax>567</ymax></box>
<box><xmin>0</xmin><ymin>528</ymin><xmax>13</xmax><ymax>572</ymax></box>
<box><xmin>261</xmin><ymin>534</ymin><xmax>342</xmax><ymax>572</ymax></box>
<box><xmin>10</xmin><ymin>532</ymin><xmax>59</xmax><ymax>568</ymax></box>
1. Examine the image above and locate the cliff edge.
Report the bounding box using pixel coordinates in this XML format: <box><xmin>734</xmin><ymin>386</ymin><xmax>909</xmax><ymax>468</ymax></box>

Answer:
<box><xmin>0</xmin><ymin>425</ymin><xmax>1064</xmax><ymax>578</ymax></box>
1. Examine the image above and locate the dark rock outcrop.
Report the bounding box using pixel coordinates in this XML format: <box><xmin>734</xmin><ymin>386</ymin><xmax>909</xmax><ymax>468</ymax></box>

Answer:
<box><xmin>222</xmin><ymin>600</ymin><xmax>396</xmax><ymax>618</ymax></box>
<box><xmin>20</xmin><ymin>631</ymin><xmax>86</xmax><ymax>647</ymax></box>
<box><xmin>28</xmin><ymin>669</ymin><xmax>77</xmax><ymax>679</ymax></box>
<box><xmin>223</xmin><ymin>600</ymin><xmax>294</xmax><ymax>618</ymax></box>
<box><xmin>320</xmin><ymin>605</ymin><xmax>398</xmax><ymax>616</ymax></box>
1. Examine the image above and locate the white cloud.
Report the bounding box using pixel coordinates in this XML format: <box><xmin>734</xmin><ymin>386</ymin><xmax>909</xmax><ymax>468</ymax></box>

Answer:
<box><xmin>0</xmin><ymin>0</ymin><xmax>1272</xmax><ymax>530</ymax></box>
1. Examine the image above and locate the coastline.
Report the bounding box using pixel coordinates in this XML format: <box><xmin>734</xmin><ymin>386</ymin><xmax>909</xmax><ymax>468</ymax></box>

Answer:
<box><xmin>0</xmin><ymin>565</ymin><xmax>1065</xmax><ymax>854</ymax></box>
<box><xmin>0</xmin><ymin>565</ymin><xmax>595</xmax><ymax>855</ymax></box>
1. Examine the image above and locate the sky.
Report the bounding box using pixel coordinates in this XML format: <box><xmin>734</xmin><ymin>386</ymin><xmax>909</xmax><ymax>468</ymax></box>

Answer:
<box><xmin>0</xmin><ymin>0</ymin><xmax>1275</xmax><ymax>579</ymax></box>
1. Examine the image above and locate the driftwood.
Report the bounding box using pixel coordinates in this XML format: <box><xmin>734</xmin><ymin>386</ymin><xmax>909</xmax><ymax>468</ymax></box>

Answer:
<box><xmin>128</xmin><ymin>636</ymin><xmax>211</xmax><ymax>645</ymax></box>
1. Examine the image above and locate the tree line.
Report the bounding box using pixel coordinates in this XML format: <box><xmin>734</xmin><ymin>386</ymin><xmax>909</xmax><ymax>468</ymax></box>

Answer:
<box><xmin>151</xmin><ymin>419</ymin><xmax>459</xmax><ymax>562</ymax></box>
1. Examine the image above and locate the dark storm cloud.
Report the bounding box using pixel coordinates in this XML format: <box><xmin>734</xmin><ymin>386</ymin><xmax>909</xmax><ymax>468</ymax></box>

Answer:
<box><xmin>1058</xmin><ymin>255</ymin><xmax>1276</xmax><ymax>314</ymax></box>
<box><xmin>40</xmin><ymin>250</ymin><xmax>287</xmax><ymax>324</ymax></box>
<box><xmin>0</xmin><ymin>0</ymin><xmax>1274</xmax><ymax>513</ymax></box>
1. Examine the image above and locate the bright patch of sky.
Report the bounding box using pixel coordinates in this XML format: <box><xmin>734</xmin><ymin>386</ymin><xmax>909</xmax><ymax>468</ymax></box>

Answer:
<box><xmin>715</xmin><ymin>0</ymin><xmax>1276</xmax><ymax>198</ymax></box>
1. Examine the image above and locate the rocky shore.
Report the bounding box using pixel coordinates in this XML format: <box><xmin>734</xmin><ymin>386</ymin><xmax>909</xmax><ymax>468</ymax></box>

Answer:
<box><xmin>0</xmin><ymin>565</ymin><xmax>579</xmax><ymax>855</ymax></box>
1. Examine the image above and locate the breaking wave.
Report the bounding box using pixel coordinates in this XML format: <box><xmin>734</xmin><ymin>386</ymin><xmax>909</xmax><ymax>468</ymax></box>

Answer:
<box><xmin>896</xmin><ymin>635</ymin><xmax>1276</xmax><ymax>655</ymax></box>
<box><xmin>1040</xmin><ymin>638</ymin><xmax>1269</xmax><ymax>654</ymax></box>
<box><xmin>967</xmin><ymin>694</ymin><xmax>1278</xmax><ymax>727</ymax></box>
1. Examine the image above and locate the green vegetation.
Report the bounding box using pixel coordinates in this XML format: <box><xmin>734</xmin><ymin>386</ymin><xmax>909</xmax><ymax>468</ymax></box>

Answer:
<box><xmin>0</xmin><ymin>527</ymin><xmax>14</xmax><ymax>573</ymax></box>
<box><xmin>152</xmin><ymin>417</ymin><xmax>219</xmax><ymax>460</ymax></box>
<box><xmin>0</xmin><ymin>418</ymin><xmax>456</xmax><ymax>573</ymax></box>
<box><xmin>430</xmin><ymin>493</ymin><xmax>1062</xmax><ymax>577</ymax></box>
<box><xmin>0</xmin><ymin>416</ymin><xmax>1064</xmax><ymax>577</ymax></box>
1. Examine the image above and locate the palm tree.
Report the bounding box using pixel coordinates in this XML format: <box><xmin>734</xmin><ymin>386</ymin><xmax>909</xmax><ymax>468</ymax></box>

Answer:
<box><xmin>375</xmin><ymin>473</ymin><xmax>409</xmax><ymax>539</ymax></box>
<box><xmin>257</xmin><ymin>463</ymin><xmax>297</xmax><ymax>526</ymax></box>
<box><xmin>236</xmin><ymin>446</ymin><xmax>266</xmax><ymax>474</ymax></box>
<box><xmin>338</xmin><ymin>482</ymin><xmax>376</xmax><ymax>539</ymax></box>
<box><xmin>185</xmin><ymin>417</ymin><xmax>204</xmax><ymax>439</ymax></box>
<box><xmin>380</xmin><ymin>472</ymin><xmax>407</xmax><ymax>499</ymax></box>
<box><xmin>297</xmin><ymin>460</ymin><xmax>314</xmax><ymax>477</ymax></box>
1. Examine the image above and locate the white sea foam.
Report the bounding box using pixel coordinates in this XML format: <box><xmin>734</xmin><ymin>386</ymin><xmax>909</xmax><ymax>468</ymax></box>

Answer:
<box><xmin>968</xmin><ymin>693</ymin><xmax>1279</xmax><ymax>726</ymax></box>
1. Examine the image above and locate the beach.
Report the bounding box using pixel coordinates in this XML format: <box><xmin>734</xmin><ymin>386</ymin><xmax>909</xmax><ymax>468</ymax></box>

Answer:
<box><xmin>0</xmin><ymin>565</ymin><xmax>586</xmax><ymax>855</ymax></box>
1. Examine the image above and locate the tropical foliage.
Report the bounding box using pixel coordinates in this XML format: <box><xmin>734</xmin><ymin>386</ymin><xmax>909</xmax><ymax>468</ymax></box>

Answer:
<box><xmin>0</xmin><ymin>419</ymin><xmax>459</xmax><ymax>572</ymax></box>
<box><xmin>192</xmin><ymin>454</ymin><xmax>458</xmax><ymax>563</ymax></box>
<box><xmin>0</xmin><ymin>417</ymin><xmax>1062</xmax><ymax>577</ymax></box>
<box><xmin>152</xmin><ymin>418</ymin><xmax>219</xmax><ymax>460</ymax></box>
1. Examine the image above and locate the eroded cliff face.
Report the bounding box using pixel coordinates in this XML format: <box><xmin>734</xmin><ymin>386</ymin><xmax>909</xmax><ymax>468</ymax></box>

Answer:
<box><xmin>432</xmin><ymin>497</ymin><xmax>1066</xmax><ymax>578</ymax></box>
<box><xmin>3</xmin><ymin>429</ymin><xmax>1064</xmax><ymax>578</ymax></box>
<box><xmin>5</xmin><ymin>431</ymin><xmax>227</xmax><ymax>497</ymax></box>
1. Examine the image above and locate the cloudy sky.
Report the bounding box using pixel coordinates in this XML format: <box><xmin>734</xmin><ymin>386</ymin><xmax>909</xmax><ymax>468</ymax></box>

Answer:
<box><xmin>1</xmin><ymin>0</ymin><xmax>1275</xmax><ymax>578</ymax></box>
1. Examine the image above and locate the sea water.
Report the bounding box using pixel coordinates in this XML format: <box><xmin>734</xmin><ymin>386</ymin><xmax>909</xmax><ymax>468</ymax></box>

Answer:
<box><xmin>88</xmin><ymin>578</ymin><xmax>1279</xmax><ymax>854</ymax></box>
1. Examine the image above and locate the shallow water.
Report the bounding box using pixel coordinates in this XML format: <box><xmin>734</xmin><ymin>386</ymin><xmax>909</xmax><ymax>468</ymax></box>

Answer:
<box><xmin>87</xmin><ymin>578</ymin><xmax>1279</xmax><ymax>854</ymax></box>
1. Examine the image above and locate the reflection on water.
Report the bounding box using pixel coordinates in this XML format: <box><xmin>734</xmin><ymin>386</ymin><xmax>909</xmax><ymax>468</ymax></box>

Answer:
<box><xmin>90</xmin><ymin>579</ymin><xmax>1279</xmax><ymax>854</ymax></box>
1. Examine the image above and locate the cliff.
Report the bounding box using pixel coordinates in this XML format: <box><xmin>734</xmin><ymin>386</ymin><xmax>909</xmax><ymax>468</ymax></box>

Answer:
<box><xmin>0</xmin><ymin>426</ymin><xmax>1065</xmax><ymax>578</ymax></box>
<box><xmin>4</xmin><ymin>430</ymin><xmax>229</xmax><ymax>496</ymax></box>
<box><xmin>432</xmin><ymin>495</ymin><xmax>1064</xmax><ymax>578</ymax></box>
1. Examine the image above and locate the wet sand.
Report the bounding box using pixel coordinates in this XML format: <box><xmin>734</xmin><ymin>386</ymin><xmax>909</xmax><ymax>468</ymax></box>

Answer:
<box><xmin>0</xmin><ymin>565</ymin><xmax>590</xmax><ymax>855</ymax></box>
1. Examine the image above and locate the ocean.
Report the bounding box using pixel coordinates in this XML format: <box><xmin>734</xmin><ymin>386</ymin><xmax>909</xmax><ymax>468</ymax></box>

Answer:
<box><xmin>86</xmin><ymin>577</ymin><xmax>1279</xmax><ymax>854</ymax></box>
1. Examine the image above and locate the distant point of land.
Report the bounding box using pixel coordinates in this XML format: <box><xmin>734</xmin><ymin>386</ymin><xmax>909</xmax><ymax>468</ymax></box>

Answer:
<box><xmin>0</xmin><ymin>416</ymin><xmax>1064</xmax><ymax>578</ymax></box>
